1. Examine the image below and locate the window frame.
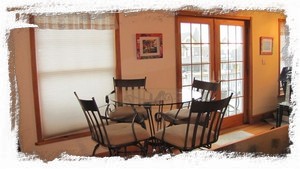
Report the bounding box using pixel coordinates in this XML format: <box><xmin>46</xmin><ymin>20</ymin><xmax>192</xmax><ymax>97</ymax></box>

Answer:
<box><xmin>278</xmin><ymin>19</ymin><xmax>287</xmax><ymax>96</ymax></box>
<box><xmin>30</xmin><ymin>14</ymin><xmax>121</xmax><ymax>145</ymax></box>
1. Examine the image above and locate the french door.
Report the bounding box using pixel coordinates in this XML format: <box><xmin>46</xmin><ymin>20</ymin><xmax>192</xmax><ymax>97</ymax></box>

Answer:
<box><xmin>177</xmin><ymin>16</ymin><xmax>248</xmax><ymax>128</ymax></box>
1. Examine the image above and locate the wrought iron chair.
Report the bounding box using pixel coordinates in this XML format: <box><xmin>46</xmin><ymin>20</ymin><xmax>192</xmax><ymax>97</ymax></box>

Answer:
<box><xmin>105</xmin><ymin>77</ymin><xmax>148</xmax><ymax>124</ymax></box>
<box><xmin>276</xmin><ymin>67</ymin><xmax>292</xmax><ymax>127</ymax></box>
<box><xmin>162</xmin><ymin>78</ymin><xmax>220</xmax><ymax>125</ymax></box>
<box><xmin>154</xmin><ymin>93</ymin><xmax>232</xmax><ymax>153</ymax></box>
<box><xmin>74</xmin><ymin>92</ymin><xmax>150</xmax><ymax>157</ymax></box>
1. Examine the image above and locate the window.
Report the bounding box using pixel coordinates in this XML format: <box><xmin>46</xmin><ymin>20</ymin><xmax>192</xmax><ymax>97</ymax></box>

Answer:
<box><xmin>177</xmin><ymin>15</ymin><xmax>249</xmax><ymax>129</ymax></box>
<box><xmin>180</xmin><ymin>21</ymin><xmax>212</xmax><ymax>94</ymax></box>
<box><xmin>279</xmin><ymin>19</ymin><xmax>289</xmax><ymax>95</ymax></box>
<box><xmin>32</xmin><ymin>14</ymin><xmax>117</xmax><ymax>143</ymax></box>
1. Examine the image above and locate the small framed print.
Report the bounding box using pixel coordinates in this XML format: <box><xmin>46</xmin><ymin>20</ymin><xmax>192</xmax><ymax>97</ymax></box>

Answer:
<box><xmin>260</xmin><ymin>37</ymin><xmax>273</xmax><ymax>55</ymax></box>
<box><xmin>136</xmin><ymin>33</ymin><xmax>163</xmax><ymax>59</ymax></box>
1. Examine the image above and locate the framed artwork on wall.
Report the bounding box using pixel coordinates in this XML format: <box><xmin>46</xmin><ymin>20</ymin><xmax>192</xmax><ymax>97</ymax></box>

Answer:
<box><xmin>136</xmin><ymin>33</ymin><xmax>163</xmax><ymax>59</ymax></box>
<box><xmin>260</xmin><ymin>37</ymin><xmax>273</xmax><ymax>55</ymax></box>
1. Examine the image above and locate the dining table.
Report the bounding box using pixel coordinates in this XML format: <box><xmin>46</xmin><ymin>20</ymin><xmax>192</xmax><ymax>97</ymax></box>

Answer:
<box><xmin>109</xmin><ymin>88</ymin><xmax>201</xmax><ymax>137</ymax></box>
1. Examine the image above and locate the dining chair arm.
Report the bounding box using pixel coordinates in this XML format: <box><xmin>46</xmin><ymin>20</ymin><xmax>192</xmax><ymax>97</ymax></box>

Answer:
<box><xmin>130</xmin><ymin>111</ymin><xmax>147</xmax><ymax>141</ymax></box>
<box><xmin>160</xmin><ymin>112</ymin><xmax>177</xmax><ymax>124</ymax></box>
<box><xmin>105</xmin><ymin>90</ymin><xmax>115</xmax><ymax>104</ymax></box>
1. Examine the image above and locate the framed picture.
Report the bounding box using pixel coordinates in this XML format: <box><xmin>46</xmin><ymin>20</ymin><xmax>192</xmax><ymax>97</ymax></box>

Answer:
<box><xmin>136</xmin><ymin>33</ymin><xmax>163</xmax><ymax>59</ymax></box>
<box><xmin>260</xmin><ymin>37</ymin><xmax>273</xmax><ymax>55</ymax></box>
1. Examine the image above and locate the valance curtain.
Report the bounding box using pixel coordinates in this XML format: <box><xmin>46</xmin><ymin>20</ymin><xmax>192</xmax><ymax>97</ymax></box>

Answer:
<box><xmin>33</xmin><ymin>13</ymin><xmax>117</xmax><ymax>30</ymax></box>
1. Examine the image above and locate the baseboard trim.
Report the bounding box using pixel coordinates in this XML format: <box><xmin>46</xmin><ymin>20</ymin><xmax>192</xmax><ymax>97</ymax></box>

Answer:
<box><xmin>250</xmin><ymin>110</ymin><xmax>276</xmax><ymax>124</ymax></box>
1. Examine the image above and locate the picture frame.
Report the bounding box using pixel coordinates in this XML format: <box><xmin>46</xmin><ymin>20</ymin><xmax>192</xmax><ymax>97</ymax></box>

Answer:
<box><xmin>260</xmin><ymin>37</ymin><xmax>273</xmax><ymax>55</ymax></box>
<box><xmin>136</xmin><ymin>33</ymin><xmax>163</xmax><ymax>59</ymax></box>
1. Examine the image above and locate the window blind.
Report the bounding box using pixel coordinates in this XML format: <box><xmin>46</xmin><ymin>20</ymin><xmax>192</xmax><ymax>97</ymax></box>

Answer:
<box><xmin>35</xmin><ymin>29</ymin><xmax>115</xmax><ymax>138</ymax></box>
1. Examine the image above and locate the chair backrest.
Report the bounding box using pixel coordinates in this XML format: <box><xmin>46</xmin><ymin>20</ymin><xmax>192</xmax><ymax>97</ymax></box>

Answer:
<box><xmin>192</xmin><ymin>78</ymin><xmax>220</xmax><ymax>101</ymax></box>
<box><xmin>112</xmin><ymin>77</ymin><xmax>147</xmax><ymax>105</ymax></box>
<box><xmin>184</xmin><ymin>93</ymin><xmax>233</xmax><ymax>149</ymax></box>
<box><xmin>74</xmin><ymin>92</ymin><xmax>111</xmax><ymax>146</ymax></box>
<box><xmin>113</xmin><ymin>77</ymin><xmax>147</xmax><ymax>90</ymax></box>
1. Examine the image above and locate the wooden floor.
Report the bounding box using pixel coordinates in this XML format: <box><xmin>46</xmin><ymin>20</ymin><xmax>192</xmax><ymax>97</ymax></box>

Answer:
<box><xmin>209</xmin><ymin>120</ymin><xmax>275</xmax><ymax>150</ymax></box>
<box><xmin>219</xmin><ymin>120</ymin><xmax>274</xmax><ymax>136</ymax></box>
<box><xmin>96</xmin><ymin>120</ymin><xmax>276</xmax><ymax>158</ymax></box>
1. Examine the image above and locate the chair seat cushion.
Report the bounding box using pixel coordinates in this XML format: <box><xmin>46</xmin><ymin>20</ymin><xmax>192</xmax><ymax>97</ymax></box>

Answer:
<box><xmin>109</xmin><ymin>106</ymin><xmax>147</xmax><ymax>120</ymax></box>
<box><xmin>164</xmin><ymin>108</ymin><xmax>190</xmax><ymax>120</ymax></box>
<box><xmin>164</xmin><ymin>109</ymin><xmax>206</xmax><ymax>124</ymax></box>
<box><xmin>154</xmin><ymin>124</ymin><xmax>215</xmax><ymax>149</ymax></box>
<box><xmin>100</xmin><ymin>123</ymin><xmax>150</xmax><ymax>146</ymax></box>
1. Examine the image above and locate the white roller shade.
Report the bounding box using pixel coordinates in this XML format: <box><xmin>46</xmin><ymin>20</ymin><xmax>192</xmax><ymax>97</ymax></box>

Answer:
<box><xmin>35</xmin><ymin>29</ymin><xmax>115</xmax><ymax>138</ymax></box>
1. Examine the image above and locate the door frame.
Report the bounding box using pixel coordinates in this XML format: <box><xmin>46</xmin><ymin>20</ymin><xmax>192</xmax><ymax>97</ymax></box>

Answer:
<box><xmin>175</xmin><ymin>12</ymin><xmax>252</xmax><ymax>129</ymax></box>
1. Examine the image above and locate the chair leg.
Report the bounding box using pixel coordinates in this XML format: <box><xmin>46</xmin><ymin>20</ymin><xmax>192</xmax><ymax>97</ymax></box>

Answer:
<box><xmin>144</xmin><ymin>140</ymin><xmax>149</xmax><ymax>156</ymax></box>
<box><xmin>108</xmin><ymin>149</ymin><xmax>113</xmax><ymax>156</ymax></box>
<box><xmin>158</xmin><ymin>142</ymin><xmax>172</xmax><ymax>154</ymax></box>
<box><xmin>92</xmin><ymin>144</ymin><xmax>100</xmax><ymax>156</ymax></box>
<box><xmin>109</xmin><ymin>148</ymin><xmax>118</xmax><ymax>156</ymax></box>
<box><xmin>124</xmin><ymin>146</ymin><xmax>127</xmax><ymax>156</ymax></box>
<box><xmin>138</xmin><ymin>141</ymin><xmax>148</xmax><ymax>156</ymax></box>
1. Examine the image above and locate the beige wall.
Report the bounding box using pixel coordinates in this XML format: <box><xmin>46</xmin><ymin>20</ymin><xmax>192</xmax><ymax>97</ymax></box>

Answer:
<box><xmin>119</xmin><ymin>11</ymin><xmax>176</xmax><ymax>89</ymax></box>
<box><xmin>246</xmin><ymin>11</ymin><xmax>285</xmax><ymax>115</ymax></box>
<box><xmin>10</xmin><ymin>10</ymin><xmax>285</xmax><ymax>161</ymax></box>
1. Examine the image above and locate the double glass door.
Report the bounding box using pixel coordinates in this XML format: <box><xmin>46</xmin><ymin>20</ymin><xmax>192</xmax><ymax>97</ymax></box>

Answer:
<box><xmin>177</xmin><ymin>16</ymin><xmax>247</xmax><ymax>128</ymax></box>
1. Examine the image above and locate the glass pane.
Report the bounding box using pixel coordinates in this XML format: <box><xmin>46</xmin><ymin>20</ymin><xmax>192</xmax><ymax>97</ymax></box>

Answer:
<box><xmin>201</xmin><ymin>64</ymin><xmax>210</xmax><ymax>81</ymax></box>
<box><xmin>237</xmin><ymin>80</ymin><xmax>243</xmax><ymax>97</ymax></box>
<box><xmin>192</xmin><ymin>24</ymin><xmax>200</xmax><ymax>43</ymax></box>
<box><xmin>181</xmin><ymin>23</ymin><xmax>190</xmax><ymax>43</ymax></box>
<box><xmin>181</xmin><ymin>44</ymin><xmax>191</xmax><ymax>64</ymax></box>
<box><xmin>201</xmin><ymin>24</ymin><xmax>209</xmax><ymax>43</ymax></box>
<box><xmin>220</xmin><ymin>25</ymin><xmax>228</xmax><ymax>43</ymax></box>
<box><xmin>192</xmin><ymin>65</ymin><xmax>201</xmax><ymax>80</ymax></box>
<box><xmin>192</xmin><ymin>44</ymin><xmax>201</xmax><ymax>64</ymax></box>
<box><xmin>228</xmin><ymin>44</ymin><xmax>236</xmax><ymax>62</ymax></box>
<box><xmin>229</xmin><ymin>80</ymin><xmax>237</xmax><ymax>95</ymax></box>
<box><xmin>228</xmin><ymin>98</ymin><xmax>238</xmax><ymax>115</ymax></box>
<box><xmin>182</xmin><ymin>86</ymin><xmax>192</xmax><ymax>101</ymax></box>
<box><xmin>237</xmin><ymin>97</ymin><xmax>243</xmax><ymax>114</ymax></box>
<box><xmin>228</xmin><ymin>26</ymin><xmax>236</xmax><ymax>43</ymax></box>
<box><xmin>182</xmin><ymin>66</ymin><xmax>192</xmax><ymax>86</ymax></box>
<box><xmin>218</xmin><ymin>23</ymin><xmax>244</xmax><ymax>117</ymax></box>
<box><xmin>221</xmin><ymin>81</ymin><xmax>229</xmax><ymax>98</ymax></box>
<box><xmin>236</xmin><ymin>26</ymin><xmax>243</xmax><ymax>43</ymax></box>
<box><xmin>221</xmin><ymin>63</ymin><xmax>229</xmax><ymax>80</ymax></box>
<box><xmin>220</xmin><ymin>44</ymin><xmax>229</xmax><ymax>62</ymax></box>
<box><xmin>201</xmin><ymin>44</ymin><xmax>210</xmax><ymax>63</ymax></box>
<box><xmin>236</xmin><ymin>62</ymin><xmax>243</xmax><ymax>79</ymax></box>
<box><xmin>237</xmin><ymin>44</ymin><xmax>243</xmax><ymax>61</ymax></box>
<box><xmin>229</xmin><ymin>62</ymin><xmax>237</xmax><ymax>80</ymax></box>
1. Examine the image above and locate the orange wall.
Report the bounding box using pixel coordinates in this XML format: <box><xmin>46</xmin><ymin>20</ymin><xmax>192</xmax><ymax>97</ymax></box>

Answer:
<box><xmin>10</xmin><ymin>10</ymin><xmax>285</xmax><ymax>161</ymax></box>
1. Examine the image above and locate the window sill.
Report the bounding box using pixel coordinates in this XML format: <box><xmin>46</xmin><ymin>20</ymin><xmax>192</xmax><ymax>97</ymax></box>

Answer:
<box><xmin>35</xmin><ymin>129</ymin><xmax>90</xmax><ymax>146</ymax></box>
